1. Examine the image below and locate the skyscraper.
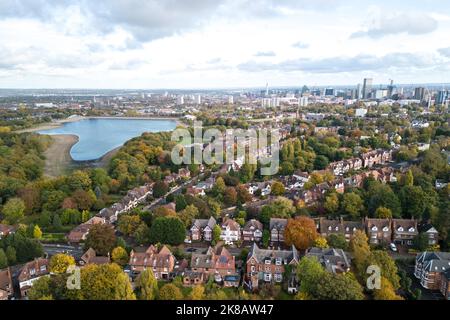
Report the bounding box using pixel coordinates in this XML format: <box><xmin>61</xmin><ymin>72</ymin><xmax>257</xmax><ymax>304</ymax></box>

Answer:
<box><xmin>414</xmin><ymin>87</ymin><xmax>426</xmax><ymax>101</ymax></box>
<box><xmin>362</xmin><ymin>78</ymin><xmax>373</xmax><ymax>99</ymax></box>
<box><xmin>436</xmin><ymin>90</ymin><xmax>448</xmax><ymax>105</ymax></box>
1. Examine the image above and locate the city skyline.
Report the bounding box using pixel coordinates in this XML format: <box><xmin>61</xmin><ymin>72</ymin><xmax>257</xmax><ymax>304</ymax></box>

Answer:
<box><xmin>0</xmin><ymin>0</ymin><xmax>450</xmax><ymax>89</ymax></box>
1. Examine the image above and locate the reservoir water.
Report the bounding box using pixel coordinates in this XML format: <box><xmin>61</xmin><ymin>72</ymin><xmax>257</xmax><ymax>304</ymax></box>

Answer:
<box><xmin>38</xmin><ymin>118</ymin><xmax>177</xmax><ymax>161</ymax></box>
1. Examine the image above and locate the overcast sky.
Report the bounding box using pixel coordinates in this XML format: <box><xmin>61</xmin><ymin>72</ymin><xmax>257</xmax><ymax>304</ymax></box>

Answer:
<box><xmin>1</xmin><ymin>0</ymin><xmax>450</xmax><ymax>89</ymax></box>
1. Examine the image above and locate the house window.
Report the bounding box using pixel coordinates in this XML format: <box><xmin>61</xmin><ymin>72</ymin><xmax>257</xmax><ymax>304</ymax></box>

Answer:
<box><xmin>265</xmin><ymin>266</ymin><xmax>271</xmax><ymax>272</ymax></box>
<box><xmin>251</xmin><ymin>266</ymin><xmax>256</xmax><ymax>272</ymax></box>
<box><xmin>275</xmin><ymin>258</ymin><xmax>282</xmax><ymax>266</ymax></box>
<box><xmin>264</xmin><ymin>273</ymin><xmax>271</xmax><ymax>282</ymax></box>
<box><xmin>265</xmin><ymin>259</ymin><xmax>271</xmax><ymax>265</ymax></box>
<box><xmin>275</xmin><ymin>274</ymin><xmax>282</xmax><ymax>282</ymax></box>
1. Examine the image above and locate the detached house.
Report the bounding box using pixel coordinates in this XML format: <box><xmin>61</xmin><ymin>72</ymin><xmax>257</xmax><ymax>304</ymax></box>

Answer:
<box><xmin>365</xmin><ymin>218</ymin><xmax>392</xmax><ymax>245</ymax></box>
<box><xmin>67</xmin><ymin>216</ymin><xmax>106</xmax><ymax>244</ymax></box>
<box><xmin>392</xmin><ymin>219</ymin><xmax>418</xmax><ymax>245</ymax></box>
<box><xmin>415</xmin><ymin>251</ymin><xmax>450</xmax><ymax>298</ymax></box>
<box><xmin>129</xmin><ymin>245</ymin><xmax>175</xmax><ymax>280</ymax></box>
<box><xmin>220</xmin><ymin>219</ymin><xmax>241</xmax><ymax>245</ymax></box>
<box><xmin>305</xmin><ymin>247</ymin><xmax>351</xmax><ymax>273</ymax></box>
<box><xmin>0</xmin><ymin>268</ymin><xmax>13</xmax><ymax>300</ymax></box>
<box><xmin>18</xmin><ymin>258</ymin><xmax>49</xmax><ymax>297</ymax></box>
<box><xmin>242</xmin><ymin>219</ymin><xmax>263</xmax><ymax>242</ymax></box>
<box><xmin>190</xmin><ymin>217</ymin><xmax>216</xmax><ymax>242</ymax></box>
<box><xmin>419</xmin><ymin>223</ymin><xmax>440</xmax><ymax>246</ymax></box>
<box><xmin>246</xmin><ymin>243</ymin><xmax>299</xmax><ymax>290</ymax></box>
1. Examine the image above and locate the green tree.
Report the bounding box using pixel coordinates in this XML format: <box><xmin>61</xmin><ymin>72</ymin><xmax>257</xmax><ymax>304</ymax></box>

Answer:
<box><xmin>368</xmin><ymin>250</ymin><xmax>400</xmax><ymax>290</ymax></box>
<box><xmin>296</xmin><ymin>256</ymin><xmax>325</xmax><ymax>295</ymax></box>
<box><xmin>375</xmin><ymin>207</ymin><xmax>392</xmax><ymax>219</ymax></box>
<box><xmin>148</xmin><ymin>217</ymin><xmax>185</xmax><ymax>245</ymax></box>
<box><xmin>28</xmin><ymin>276</ymin><xmax>52</xmax><ymax>300</ymax></box>
<box><xmin>262</xmin><ymin>229</ymin><xmax>270</xmax><ymax>247</ymax></box>
<box><xmin>111</xmin><ymin>247</ymin><xmax>129</xmax><ymax>266</ymax></box>
<box><xmin>341</xmin><ymin>192</ymin><xmax>364</xmax><ymax>219</ymax></box>
<box><xmin>179</xmin><ymin>204</ymin><xmax>199</xmax><ymax>228</ymax></box>
<box><xmin>175</xmin><ymin>194</ymin><xmax>188</xmax><ymax>212</ymax></box>
<box><xmin>367</xmin><ymin>183</ymin><xmax>401</xmax><ymax>218</ymax></box>
<box><xmin>49</xmin><ymin>253</ymin><xmax>76</xmax><ymax>274</ymax></box>
<box><xmin>153</xmin><ymin>181</ymin><xmax>168</xmax><ymax>198</ymax></box>
<box><xmin>0</xmin><ymin>249</ymin><xmax>7</xmax><ymax>269</ymax></box>
<box><xmin>5</xmin><ymin>246</ymin><xmax>16</xmax><ymax>265</ymax></box>
<box><xmin>404</xmin><ymin>170</ymin><xmax>414</xmax><ymax>186</ymax></box>
<box><xmin>327</xmin><ymin>234</ymin><xmax>348</xmax><ymax>250</ymax></box>
<box><xmin>133</xmin><ymin>222</ymin><xmax>150</xmax><ymax>245</ymax></box>
<box><xmin>84</xmin><ymin>224</ymin><xmax>116</xmax><ymax>256</ymax></box>
<box><xmin>33</xmin><ymin>225</ymin><xmax>42</xmax><ymax>239</ymax></box>
<box><xmin>271</xmin><ymin>181</ymin><xmax>286</xmax><ymax>196</ymax></box>
<box><xmin>413</xmin><ymin>232</ymin><xmax>430</xmax><ymax>251</ymax></box>
<box><xmin>324</xmin><ymin>193</ymin><xmax>339</xmax><ymax>215</ymax></box>
<box><xmin>79</xmin><ymin>263</ymin><xmax>135</xmax><ymax>300</ymax></box>
<box><xmin>2</xmin><ymin>198</ymin><xmax>25</xmax><ymax>224</ymax></box>
<box><xmin>189</xmin><ymin>285</ymin><xmax>205</xmax><ymax>300</ymax></box>
<box><xmin>212</xmin><ymin>224</ymin><xmax>221</xmax><ymax>245</ymax></box>
<box><xmin>117</xmin><ymin>215</ymin><xmax>142</xmax><ymax>236</ymax></box>
<box><xmin>212</xmin><ymin>177</ymin><xmax>226</xmax><ymax>196</ymax></box>
<box><xmin>373</xmin><ymin>277</ymin><xmax>403</xmax><ymax>300</ymax></box>
<box><xmin>158</xmin><ymin>283</ymin><xmax>183</xmax><ymax>300</ymax></box>
<box><xmin>223</xmin><ymin>187</ymin><xmax>237</xmax><ymax>206</ymax></box>
<box><xmin>135</xmin><ymin>269</ymin><xmax>158</xmax><ymax>300</ymax></box>
<box><xmin>315</xmin><ymin>272</ymin><xmax>364</xmax><ymax>300</ymax></box>
<box><xmin>399</xmin><ymin>185</ymin><xmax>427</xmax><ymax>219</ymax></box>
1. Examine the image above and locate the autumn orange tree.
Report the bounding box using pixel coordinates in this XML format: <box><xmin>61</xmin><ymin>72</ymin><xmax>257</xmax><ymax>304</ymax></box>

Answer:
<box><xmin>284</xmin><ymin>216</ymin><xmax>318</xmax><ymax>250</ymax></box>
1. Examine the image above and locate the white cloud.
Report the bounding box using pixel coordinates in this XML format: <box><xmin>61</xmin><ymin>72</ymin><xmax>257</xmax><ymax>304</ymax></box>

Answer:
<box><xmin>351</xmin><ymin>12</ymin><xmax>438</xmax><ymax>39</ymax></box>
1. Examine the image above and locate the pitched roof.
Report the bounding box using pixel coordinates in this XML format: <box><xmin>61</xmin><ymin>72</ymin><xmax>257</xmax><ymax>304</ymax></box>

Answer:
<box><xmin>248</xmin><ymin>243</ymin><xmax>299</xmax><ymax>264</ymax></box>
<box><xmin>269</xmin><ymin>218</ymin><xmax>288</xmax><ymax>230</ymax></box>
<box><xmin>243</xmin><ymin>219</ymin><xmax>263</xmax><ymax>232</ymax></box>
<box><xmin>305</xmin><ymin>247</ymin><xmax>350</xmax><ymax>273</ymax></box>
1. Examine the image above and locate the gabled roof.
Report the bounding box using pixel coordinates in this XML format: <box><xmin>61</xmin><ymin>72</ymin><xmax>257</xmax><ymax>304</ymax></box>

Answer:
<box><xmin>243</xmin><ymin>219</ymin><xmax>263</xmax><ymax>232</ymax></box>
<box><xmin>270</xmin><ymin>218</ymin><xmax>288</xmax><ymax>230</ymax></box>
<box><xmin>247</xmin><ymin>243</ymin><xmax>299</xmax><ymax>264</ymax></box>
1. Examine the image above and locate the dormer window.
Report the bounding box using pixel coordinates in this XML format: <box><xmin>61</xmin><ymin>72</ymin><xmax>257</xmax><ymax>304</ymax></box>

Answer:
<box><xmin>30</xmin><ymin>268</ymin><xmax>36</xmax><ymax>275</ymax></box>
<box><xmin>398</xmin><ymin>227</ymin><xmax>404</xmax><ymax>232</ymax></box>
<box><xmin>328</xmin><ymin>226</ymin><xmax>332</xmax><ymax>231</ymax></box>
<box><xmin>276</xmin><ymin>258</ymin><xmax>282</xmax><ymax>266</ymax></box>
<box><xmin>371</xmin><ymin>226</ymin><xmax>378</xmax><ymax>232</ymax></box>
<box><xmin>335</xmin><ymin>226</ymin><xmax>339</xmax><ymax>231</ymax></box>
<box><xmin>382</xmin><ymin>227</ymin><xmax>389</xmax><ymax>232</ymax></box>
<box><xmin>40</xmin><ymin>265</ymin><xmax>47</xmax><ymax>272</ymax></box>
<box><xmin>408</xmin><ymin>227</ymin><xmax>415</xmax><ymax>232</ymax></box>
<box><xmin>346</xmin><ymin>227</ymin><xmax>350</xmax><ymax>232</ymax></box>
<box><xmin>265</xmin><ymin>259</ymin><xmax>271</xmax><ymax>265</ymax></box>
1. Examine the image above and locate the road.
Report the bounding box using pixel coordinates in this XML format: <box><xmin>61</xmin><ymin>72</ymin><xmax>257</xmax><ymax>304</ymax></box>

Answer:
<box><xmin>42</xmin><ymin>244</ymin><xmax>84</xmax><ymax>260</ymax></box>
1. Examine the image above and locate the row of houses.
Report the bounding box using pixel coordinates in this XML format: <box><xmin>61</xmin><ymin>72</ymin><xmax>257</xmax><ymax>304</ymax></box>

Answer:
<box><xmin>296</xmin><ymin>166</ymin><xmax>397</xmax><ymax>206</ymax></box>
<box><xmin>99</xmin><ymin>183</ymin><xmax>154</xmax><ymax>224</ymax></box>
<box><xmin>269</xmin><ymin>217</ymin><xmax>438</xmax><ymax>247</ymax></box>
<box><xmin>327</xmin><ymin>149</ymin><xmax>393</xmax><ymax>176</ymax></box>
<box><xmin>189</xmin><ymin>217</ymin><xmax>264</xmax><ymax>245</ymax></box>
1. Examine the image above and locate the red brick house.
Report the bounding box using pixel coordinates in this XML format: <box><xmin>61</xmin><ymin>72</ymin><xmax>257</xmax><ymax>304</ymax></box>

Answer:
<box><xmin>0</xmin><ymin>268</ymin><xmax>13</xmax><ymax>300</ymax></box>
<box><xmin>129</xmin><ymin>245</ymin><xmax>175</xmax><ymax>280</ymax></box>
<box><xmin>18</xmin><ymin>258</ymin><xmax>49</xmax><ymax>298</ymax></box>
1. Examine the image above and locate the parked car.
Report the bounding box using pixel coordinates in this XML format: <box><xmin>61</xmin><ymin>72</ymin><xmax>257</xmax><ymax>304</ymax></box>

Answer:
<box><xmin>389</xmin><ymin>243</ymin><xmax>398</xmax><ymax>252</ymax></box>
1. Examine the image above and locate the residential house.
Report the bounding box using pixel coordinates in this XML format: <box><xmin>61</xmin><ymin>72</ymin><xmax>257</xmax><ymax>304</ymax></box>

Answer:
<box><xmin>270</xmin><ymin>218</ymin><xmax>288</xmax><ymax>243</ymax></box>
<box><xmin>365</xmin><ymin>218</ymin><xmax>392</xmax><ymax>245</ymax></box>
<box><xmin>188</xmin><ymin>246</ymin><xmax>236</xmax><ymax>283</ymax></box>
<box><xmin>129</xmin><ymin>245</ymin><xmax>176</xmax><ymax>280</ymax></box>
<box><xmin>80</xmin><ymin>248</ymin><xmax>111</xmax><ymax>266</ymax></box>
<box><xmin>242</xmin><ymin>219</ymin><xmax>263</xmax><ymax>242</ymax></box>
<box><xmin>440</xmin><ymin>270</ymin><xmax>450</xmax><ymax>300</ymax></box>
<box><xmin>415</xmin><ymin>251</ymin><xmax>450</xmax><ymax>295</ymax></box>
<box><xmin>318</xmin><ymin>218</ymin><xmax>364</xmax><ymax>241</ymax></box>
<box><xmin>419</xmin><ymin>223</ymin><xmax>440</xmax><ymax>246</ymax></box>
<box><xmin>220</xmin><ymin>219</ymin><xmax>241</xmax><ymax>245</ymax></box>
<box><xmin>361</xmin><ymin>149</ymin><xmax>392</xmax><ymax>168</ymax></box>
<box><xmin>392</xmin><ymin>219</ymin><xmax>418</xmax><ymax>245</ymax></box>
<box><xmin>18</xmin><ymin>258</ymin><xmax>49</xmax><ymax>297</ymax></box>
<box><xmin>0</xmin><ymin>224</ymin><xmax>15</xmax><ymax>239</ymax></box>
<box><xmin>178</xmin><ymin>168</ymin><xmax>191</xmax><ymax>179</ymax></box>
<box><xmin>190</xmin><ymin>217</ymin><xmax>216</xmax><ymax>242</ymax></box>
<box><xmin>246</xmin><ymin>243</ymin><xmax>299</xmax><ymax>290</ymax></box>
<box><xmin>186</xmin><ymin>186</ymin><xmax>206</xmax><ymax>197</ymax></box>
<box><xmin>0</xmin><ymin>268</ymin><xmax>13</xmax><ymax>300</ymax></box>
<box><xmin>305</xmin><ymin>247</ymin><xmax>351</xmax><ymax>273</ymax></box>
<box><xmin>182</xmin><ymin>271</ymin><xmax>204</xmax><ymax>286</ymax></box>
<box><xmin>67</xmin><ymin>216</ymin><xmax>106</xmax><ymax>244</ymax></box>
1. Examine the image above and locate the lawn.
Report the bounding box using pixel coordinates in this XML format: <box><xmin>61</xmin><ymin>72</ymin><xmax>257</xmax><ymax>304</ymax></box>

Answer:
<box><xmin>41</xmin><ymin>233</ymin><xmax>67</xmax><ymax>243</ymax></box>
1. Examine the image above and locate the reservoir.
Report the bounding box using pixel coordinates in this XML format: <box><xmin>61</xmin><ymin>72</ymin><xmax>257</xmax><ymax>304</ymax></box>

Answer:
<box><xmin>38</xmin><ymin>118</ymin><xmax>177</xmax><ymax>161</ymax></box>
